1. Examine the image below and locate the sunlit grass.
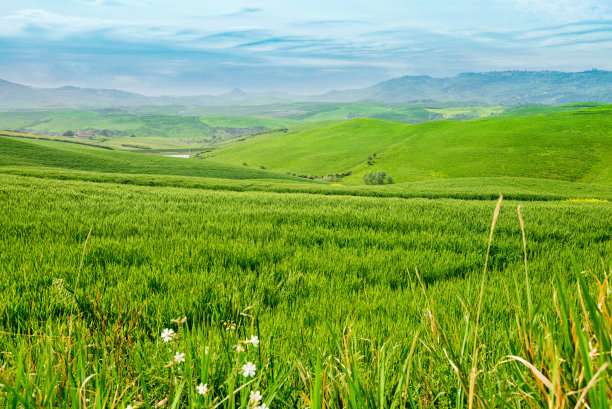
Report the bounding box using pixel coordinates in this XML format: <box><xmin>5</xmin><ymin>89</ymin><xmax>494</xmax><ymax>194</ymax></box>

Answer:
<box><xmin>0</xmin><ymin>172</ymin><xmax>610</xmax><ymax>407</ymax></box>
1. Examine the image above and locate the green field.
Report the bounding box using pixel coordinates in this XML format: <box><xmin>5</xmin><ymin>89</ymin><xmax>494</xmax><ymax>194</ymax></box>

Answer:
<box><xmin>206</xmin><ymin>106</ymin><xmax>612</xmax><ymax>184</ymax></box>
<box><xmin>426</xmin><ymin>105</ymin><xmax>509</xmax><ymax>119</ymax></box>
<box><xmin>491</xmin><ymin>102</ymin><xmax>610</xmax><ymax>118</ymax></box>
<box><xmin>0</xmin><ymin>110</ymin><xmax>299</xmax><ymax>150</ymax></box>
<box><xmin>0</xmin><ymin>102</ymin><xmax>543</xmax><ymax>151</ymax></box>
<box><xmin>0</xmin><ymin>135</ymin><xmax>307</xmax><ymax>182</ymax></box>
<box><xmin>200</xmin><ymin>115</ymin><xmax>298</xmax><ymax>128</ymax></box>
<box><xmin>1</xmin><ymin>106</ymin><xmax>611</xmax><ymax>408</ymax></box>
<box><xmin>129</xmin><ymin>102</ymin><xmax>451</xmax><ymax>123</ymax></box>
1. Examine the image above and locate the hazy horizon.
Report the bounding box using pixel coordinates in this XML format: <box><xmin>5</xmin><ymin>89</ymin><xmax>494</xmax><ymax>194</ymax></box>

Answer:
<box><xmin>3</xmin><ymin>68</ymin><xmax>611</xmax><ymax>99</ymax></box>
<box><xmin>1</xmin><ymin>0</ymin><xmax>611</xmax><ymax>95</ymax></box>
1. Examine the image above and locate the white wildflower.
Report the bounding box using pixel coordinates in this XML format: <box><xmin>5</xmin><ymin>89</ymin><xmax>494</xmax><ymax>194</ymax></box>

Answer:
<box><xmin>256</xmin><ymin>404</ymin><xmax>268</xmax><ymax>409</ymax></box>
<box><xmin>242</xmin><ymin>361</ymin><xmax>256</xmax><ymax>377</ymax></box>
<box><xmin>196</xmin><ymin>382</ymin><xmax>209</xmax><ymax>396</ymax></box>
<box><xmin>247</xmin><ymin>335</ymin><xmax>259</xmax><ymax>347</ymax></box>
<box><xmin>236</xmin><ymin>345</ymin><xmax>245</xmax><ymax>353</ymax></box>
<box><xmin>174</xmin><ymin>352</ymin><xmax>185</xmax><ymax>364</ymax></box>
<box><xmin>161</xmin><ymin>328</ymin><xmax>175</xmax><ymax>342</ymax></box>
<box><xmin>250</xmin><ymin>390</ymin><xmax>262</xmax><ymax>403</ymax></box>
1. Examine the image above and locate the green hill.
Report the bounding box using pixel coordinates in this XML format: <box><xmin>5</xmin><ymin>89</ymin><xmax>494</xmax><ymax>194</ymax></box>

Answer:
<box><xmin>206</xmin><ymin>107</ymin><xmax>612</xmax><ymax>184</ymax></box>
<box><xmin>0</xmin><ymin>110</ymin><xmax>301</xmax><ymax>149</ymax></box>
<box><xmin>490</xmin><ymin>102</ymin><xmax>610</xmax><ymax>119</ymax></box>
<box><xmin>0</xmin><ymin>134</ymin><xmax>306</xmax><ymax>181</ymax></box>
<box><xmin>0</xmin><ymin>110</ymin><xmax>214</xmax><ymax>148</ymax></box>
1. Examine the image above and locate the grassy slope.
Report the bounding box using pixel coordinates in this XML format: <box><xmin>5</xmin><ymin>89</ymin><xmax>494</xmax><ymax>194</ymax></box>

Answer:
<box><xmin>0</xmin><ymin>110</ymin><xmax>337</xmax><ymax>149</ymax></box>
<box><xmin>200</xmin><ymin>115</ymin><xmax>298</xmax><ymax>128</ymax></box>
<box><xmin>0</xmin><ymin>103</ymin><xmax>568</xmax><ymax>152</ymax></box>
<box><xmin>0</xmin><ymin>110</ymin><xmax>212</xmax><ymax>142</ymax></box>
<box><xmin>280</xmin><ymin>103</ymin><xmax>433</xmax><ymax>123</ymax></box>
<box><xmin>2</xmin><ymin>131</ymin><xmax>610</xmax><ymax>200</ymax></box>
<box><xmin>0</xmin><ymin>103</ymin><xmax>502</xmax><ymax>141</ymax></box>
<box><xmin>207</xmin><ymin>107</ymin><xmax>612</xmax><ymax>184</ymax></box>
<box><xmin>0</xmin><ymin>135</ymin><xmax>307</xmax><ymax>181</ymax></box>
<box><xmin>491</xmin><ymin>102</ymin><xmax>610</xmax><ymax>118</ymax></box>
<box><xmin>1</xmin><ymin>166</ymin><xmax>610</xmax><ymax>201</ymax></box>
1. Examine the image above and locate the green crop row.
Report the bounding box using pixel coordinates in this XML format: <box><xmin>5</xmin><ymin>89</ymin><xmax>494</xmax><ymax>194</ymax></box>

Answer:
<box><xmin>0</xmin><ymin>173</ymin><xmax>610</xmax><ymax>408</ymax></box>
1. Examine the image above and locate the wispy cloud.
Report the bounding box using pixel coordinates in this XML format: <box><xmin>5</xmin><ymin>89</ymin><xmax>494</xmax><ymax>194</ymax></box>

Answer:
<box><xmin>0</xmin><ymin>1</ymin><xmax>610</xmax><ymax>93</ymax></box>
<box><xmin>297</xmin><ymin>20</ymin><xmax>371</xmax><ymax>27</ymax></box>
<box><xmin>222</xmin><ymin>7</ymin><xmax>262</xmax><ymax>17</ymax></box>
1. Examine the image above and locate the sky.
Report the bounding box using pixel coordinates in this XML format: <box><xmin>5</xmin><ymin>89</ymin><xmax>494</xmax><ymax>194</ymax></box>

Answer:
<box><xmin>0</xmin><ymin>0</ymin><xmax>611</xmax><ymax>95</ymax></box>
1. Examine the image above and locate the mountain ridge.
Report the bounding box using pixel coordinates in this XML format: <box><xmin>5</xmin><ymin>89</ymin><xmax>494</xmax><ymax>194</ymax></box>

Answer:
<box><xmin>1</xmin><ymin>70</ymin><xmax>611</xmax><ymax>108</ymax></box>
<box><xmin>320</xmin><ymin>70</ymin><xmax>612</xmax><ymax>104</ymax></box>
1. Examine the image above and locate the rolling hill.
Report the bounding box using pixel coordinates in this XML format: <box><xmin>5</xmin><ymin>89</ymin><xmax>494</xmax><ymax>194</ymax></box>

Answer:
<box><xmin>0</xmin><ymin>134</ymin><xmax>306</xmax><ymax>182</ymax></box>
<box><xmin>206</xmin><ymin>105</ymin><xmax>612</xmax><ymax>184</ymax></box>
<box><xmin>0</xmin><ymin>104</ymin><xmax>508</xmax><ymax>150</ymax></box>
<box><xmin>0</xmin><ymin>110</ymin><xmax>304</xmax><ymax>149</ymax></box>
<box><xmin>2</xmin><ymin>130</ymin><xmax>611</xmax><ymax>202</ymax></box>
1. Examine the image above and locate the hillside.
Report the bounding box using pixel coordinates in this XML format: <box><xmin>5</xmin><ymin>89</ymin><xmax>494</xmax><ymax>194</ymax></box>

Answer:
<box><xmin>207</xmin><ymin>106</ymin><xmax>612</xmax><ymax>184</ymax></box>
<box><xmin>0</xmin><ymin>134</ymin><xmax>306</xmax><ymax>181</ymax></box>
<box><xmin>0</xmin><ymin>104</ymin><xmax>511</xmax><ymax>150</ymax></box>
<box><xmin>0</xmin><ymin>110</ymin><xmax>301</xmax><ymax>149</ymax></box>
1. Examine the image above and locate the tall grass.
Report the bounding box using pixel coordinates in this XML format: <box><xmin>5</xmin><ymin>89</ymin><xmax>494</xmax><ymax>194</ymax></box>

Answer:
<box><xmin>0</xmin><ymin>175</ymin><xmax>610</xmax><ymax>408</ymax></box>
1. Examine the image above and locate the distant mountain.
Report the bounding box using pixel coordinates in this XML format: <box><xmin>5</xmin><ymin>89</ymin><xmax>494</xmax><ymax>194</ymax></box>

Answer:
<box><xmin>319</xmin><ymin>70</ymin><xmax>612</xmax><ymax>105</ymax></box>
<box><xmin>1</xmin><ymin>70</ymin><xmax>611</xmax><ymax>108</ymax></box>
<box><xmin>0</xmin><ymin>79</ymin><xmax>49</xmax><ymax>105</ymax></box>
<box><xmin>0</xmin><ymin>80</ymin><xmax>293</xmax><ymax>108</ymax></box>
<box><xmin>174</xmin><ymin>88</ymin><xmax>293</xmax><ymax>106</ymax></box>
<box><xmin>0</xmin><ymin>80</ymin><xmax>150</xmax><ymax>108</ymax></box>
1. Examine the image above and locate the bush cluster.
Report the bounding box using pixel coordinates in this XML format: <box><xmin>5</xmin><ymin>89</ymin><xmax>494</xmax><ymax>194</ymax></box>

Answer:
<box><xmin>362</xmin><ymin>170</ymin><xmax>394</xmax><ymax>185</ymax></box>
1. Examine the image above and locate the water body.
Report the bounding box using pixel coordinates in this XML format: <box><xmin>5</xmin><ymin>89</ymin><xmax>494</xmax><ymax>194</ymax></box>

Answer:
<box><xmin>162</xmin><ymin>154</ymin><xmax>190</xmax><ymax>158</ymax></box>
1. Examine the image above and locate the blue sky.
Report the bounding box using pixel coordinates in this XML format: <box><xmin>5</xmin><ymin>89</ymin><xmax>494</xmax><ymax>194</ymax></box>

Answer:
<box><xmin>0</xmin><ymin>0</ymin><xmax>611</xmax><ymax>95</ymax></box>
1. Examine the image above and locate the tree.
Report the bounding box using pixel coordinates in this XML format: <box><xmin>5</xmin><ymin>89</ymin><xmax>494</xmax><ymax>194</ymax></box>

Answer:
<box><xmin>63</xmin><ymin>130</ymin><xmax>74</xmax><ymax>137</ymax></box>
<box><xmin>362</xmin><ymin>172</ymin><xmax>375</xmax><ymax>185</ymax></box>
<box><xmin>362</xmin><ymin>170</ymin><xmax>393</xmax><ymax>185</ymax></box>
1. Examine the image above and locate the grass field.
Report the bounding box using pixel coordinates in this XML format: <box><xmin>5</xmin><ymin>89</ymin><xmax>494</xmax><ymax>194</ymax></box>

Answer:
<box><xmin>0</xmin><ymin>110</ymin><xmax>215</xmax><ymax>149</ymax></box>
<box><xmin>0</xmin><ymin>102</ymin><xmax>546</xmax><ymax>151</ymax></box>
<box><xmin>2</xmin><ymin>165</ymin><xmax>612</xmax><ymax>202</ymax></box>
<box><xmin>130</xmin><ymin>102</ymin><xmax>467</xmax><ymax>123</ymax></box>
<box><xmin>491</xmin><ymin>102</ymin><xmax>610</xmax><ymax>118</ymax></box>
<box><xmin>200</xmin><ymin>115</ymin><xmax>298</xmax><ymax>129</ymax></box>
<box><xmin>0</xmin><ymin>170</ymin><xmax>610</xmax><ymax>408</ymax></box>
<box><xmin>0</xmin><ymin>135</ymin><xmax>306</xmax><ymax>181</ymax></box>
<box><xmin>207</xmin><ymin>106</ymin><xmax>612</xmax><ymax>184</ymax></box>
<box><xmin>0</xmin><ymin>105</ymin><xmax>611</xmax><ymax>408</ymax></box>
